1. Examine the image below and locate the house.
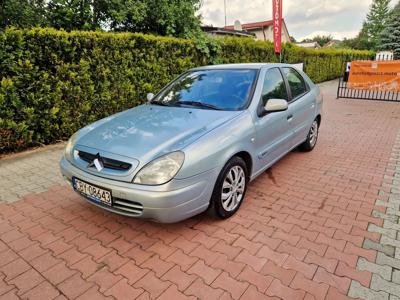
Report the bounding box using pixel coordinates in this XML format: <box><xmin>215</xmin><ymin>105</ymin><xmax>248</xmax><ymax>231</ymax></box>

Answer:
<box><xmin>295</xmin><ymin>42</ymin><xmax>321</xmax><ymax>49</ymax></box>
<box><xmin>201</xmin><ymin>26</ymin><xmax>256</xmax><ymax>38</ymax></box>
<box><xmin>224</xmin><ymin>19</ymin><xmax>291</xmax><ymax>43</ymax></box>
<box><xmin>323</xmin><ymin>40</ymin><xmax>341</xmax><ymax>48</ymax></box>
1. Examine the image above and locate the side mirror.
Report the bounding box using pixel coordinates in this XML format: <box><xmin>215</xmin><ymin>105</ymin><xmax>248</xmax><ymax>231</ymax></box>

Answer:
<box><xmin>147</xmin><ymin>93</ymin><xmax>155</xmax><ymax>102</ymax></box>
<box><xmin>264</xmin><ymin>99</ymin><xmax>288</xmax><ymax>113</ymax></box>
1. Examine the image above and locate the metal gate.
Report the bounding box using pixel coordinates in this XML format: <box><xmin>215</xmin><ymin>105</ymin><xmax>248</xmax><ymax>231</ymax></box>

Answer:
<box><xmin>337</xmin><ymin>79</ymin><xmax>400</xmax><ymax>102</ymax></box>
<box><xmin>337</xmin><ymin>58</ymin><xmax>400</xmax><ymax>102</ymax></box>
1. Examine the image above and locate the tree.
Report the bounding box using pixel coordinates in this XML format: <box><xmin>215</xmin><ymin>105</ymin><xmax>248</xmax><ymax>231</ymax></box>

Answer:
<box><xmin>355</xmin><ymin>23</ymin><xmax>375</xmax><ymax>49</ymax></box>
<box><xmin>379</xmin><ymin>5</ymin><xmax>400</xmax><ymax>58</ymax></box>
<box><xmin>101</xmin><ymin>0</ymin><xmax>147</xmax><ymax>31</ymax></box>
<box><xmin>337</xmin><ymin>38</ymin><xmax>356</xmax><ymax>49</ymax></box>
<box><xmin>301</xmin><ymin>35</ymin><xmax>333</xmax><ymax>47</ymax></box>
<box><xmin>1</xmin><ymin>0</ymin><xmax>203</xmax><ymax>39</ymax></box>
<box><xmin>0</xmin><ymin>0</ymin><xmax>47</xmax><ymax>29</ymax></box>
<box><xmin>360</xmin><ymin>0</ymin><xmax>391</xmax><ymax>49</ymax></box>
<box><xmin>45</xmin><ymin>0</ymin><xmax>147</xmax><ymax>31</ymax></box>
<box><xmin>109</xmin><ymin>0</ymin><xmax>202</xmax><ymax>38</ymax></box>
<box><xmin>46</xmin><ymin>0</ymin><xmax>94</xmax><ymax>31</ymax></box>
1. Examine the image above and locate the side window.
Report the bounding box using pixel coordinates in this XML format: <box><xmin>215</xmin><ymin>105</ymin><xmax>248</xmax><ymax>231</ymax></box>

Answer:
<box><xmin>261</xmin><ymin>68</ymin><xmax>288</xmax><ymax>106</ymax></box>
<box><xmin>282</xmin><ymin>68</ymin><xmax>307</xmax><ymax>99</ymax></box>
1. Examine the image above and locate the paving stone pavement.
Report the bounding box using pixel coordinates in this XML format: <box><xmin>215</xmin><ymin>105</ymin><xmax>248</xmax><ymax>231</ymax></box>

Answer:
<box><xmin>0</xmin><ymin>144</ymin><xmax>66</xmax><ymax>203</ymax></box>
<box><xmin>1</xmin><ymin>79</ymin><xmax>400</xmax><ymax>299</ymax></box>
<box><xmin>348</xmin><ymin>131</ymin><xmax>400</xmax><ymax>300</ymax></box>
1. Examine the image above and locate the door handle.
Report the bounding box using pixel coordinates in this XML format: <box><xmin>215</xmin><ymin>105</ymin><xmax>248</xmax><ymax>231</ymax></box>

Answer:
<box><xmin>287</xmin><ymin>114</ymin><xmax>293</xmax><ymax>121</ymax></box>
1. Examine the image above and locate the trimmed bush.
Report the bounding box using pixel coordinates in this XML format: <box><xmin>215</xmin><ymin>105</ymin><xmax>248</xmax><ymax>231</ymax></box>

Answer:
<box><xmin>218</xmin><ymin>38</ymin><xmax>373</xmax><ymax>83</ymax></box>
<box><xmin>0</xmin><ymin>28</ymin><xmax>373</xmax><ymax>152</ymax></box>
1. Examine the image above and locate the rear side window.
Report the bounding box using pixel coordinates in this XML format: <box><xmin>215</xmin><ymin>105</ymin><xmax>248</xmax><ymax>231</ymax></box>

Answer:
<box><xmin>261</xmin><ymin>68</ymin><xmax>288</xmax><ymax>106</ymax></box>
<box><xmin>283</xmin><ymin>68</ymin><xmax>307</xmax><ymax>99</ymax></box>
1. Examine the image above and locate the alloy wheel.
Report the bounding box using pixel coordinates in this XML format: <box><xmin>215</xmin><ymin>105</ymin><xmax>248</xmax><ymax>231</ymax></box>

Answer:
<box><xmin>221</xmin><ymin>165</ymin><xmax>246</xmax><ymax>212</ymax></box>
<box><xmin>309</xmin><ymin>120</ymin><xmax>318</xmax><ymax>147</ymax></box>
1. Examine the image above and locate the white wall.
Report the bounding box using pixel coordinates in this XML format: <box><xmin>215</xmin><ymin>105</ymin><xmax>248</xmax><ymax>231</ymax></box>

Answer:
<box><xmin>247</xmin><ymin>24</ymin><xmax>290</xmax><ymax>43</ymax></box>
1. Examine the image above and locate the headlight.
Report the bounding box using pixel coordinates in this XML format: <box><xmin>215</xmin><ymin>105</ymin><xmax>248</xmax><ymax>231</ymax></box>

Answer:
<box><xmin>64</xmin><ymin>132</ymin><xmax>78</xmax><ymax>161</ymax></box>
<box><xmin>133</xmin><ymin>151</ymin><xmax>184</xmax><ymax>185</ymax></box>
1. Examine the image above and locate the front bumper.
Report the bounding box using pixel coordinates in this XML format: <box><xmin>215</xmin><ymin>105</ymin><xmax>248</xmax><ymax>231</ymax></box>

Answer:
<box><xmin>60</xmin><ymin>157</ymin><xmax>218</xmax><ymax>223</ymax></box>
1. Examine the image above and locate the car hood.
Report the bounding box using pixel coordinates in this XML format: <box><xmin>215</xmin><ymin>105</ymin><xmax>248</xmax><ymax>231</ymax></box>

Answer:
<box><xmin>76</xmin><ymin>104</ymin><xmax>242</xmax><ymax>163</ymax></box>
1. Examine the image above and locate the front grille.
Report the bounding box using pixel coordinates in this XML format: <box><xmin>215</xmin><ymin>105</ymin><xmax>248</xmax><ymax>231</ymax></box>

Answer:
<box><xmin>78</xmin><ymin>151</ymin><xmax>132</xmax><ymax>171</ymax></box>
<box><xmin>113</xmin><ymin>198</ymin><xmax>143</xmax><ymax>215</ymax></box>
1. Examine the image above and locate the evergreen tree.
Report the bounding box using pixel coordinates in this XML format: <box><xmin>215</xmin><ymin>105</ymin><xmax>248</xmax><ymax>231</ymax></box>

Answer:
<box><xmin>361</xmin><ymin>0</ymin><xmax>391</xmax><ymax>49</ymax></box>
<box><xmin>380</xmin><ymin>6</ymin><xmax>400</xmax><ymax>59</ymax></box>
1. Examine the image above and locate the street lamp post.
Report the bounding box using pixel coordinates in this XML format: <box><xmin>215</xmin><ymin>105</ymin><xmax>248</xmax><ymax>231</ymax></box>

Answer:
<box><xmin>224</xmin><ymin>0</ymin><xmax>227</xmax><ymax>26</ymax></box>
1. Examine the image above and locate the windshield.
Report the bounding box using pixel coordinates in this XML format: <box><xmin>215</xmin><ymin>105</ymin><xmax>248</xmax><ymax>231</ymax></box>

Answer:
<box><xmin>152</xmin><ymin>69</ymin><xmax>258</xmax><ymax>111</ymax></box>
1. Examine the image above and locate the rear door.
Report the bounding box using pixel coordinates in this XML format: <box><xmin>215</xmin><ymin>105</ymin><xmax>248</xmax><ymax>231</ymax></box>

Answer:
<box><xmin>282</xmin><ymin>67</ymin><xmax>315</xmax><ymax>147</ymax></box>
<box><xmin>254</xmin><ymin>67</ymin><xmax>292</xmax><ymax>168</ymax></box>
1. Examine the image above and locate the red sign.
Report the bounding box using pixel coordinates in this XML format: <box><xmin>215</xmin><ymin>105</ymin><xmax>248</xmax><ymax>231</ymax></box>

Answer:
<box><xmin>273</xmin><ymin>0</ymin><xmax>282</xmax><ymax>53</ymax></box>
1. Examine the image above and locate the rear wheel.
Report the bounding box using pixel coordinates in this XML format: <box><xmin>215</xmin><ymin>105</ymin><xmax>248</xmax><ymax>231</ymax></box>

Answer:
<box><xmin>209</xmin><ymin>157</ymin><xmax>248</xmax><ymax>219</ymax></box>
<box><xmin>299</xmin><ymin>119</ymin><xmax>319</xmax><ymax>151</ymax></box>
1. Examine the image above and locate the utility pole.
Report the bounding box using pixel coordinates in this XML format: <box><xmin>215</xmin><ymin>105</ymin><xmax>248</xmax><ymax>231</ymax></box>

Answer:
<box><xmin>224</xmin><ymin>0</ymin><xmax>227</xmax><ymax>26</ymax></box>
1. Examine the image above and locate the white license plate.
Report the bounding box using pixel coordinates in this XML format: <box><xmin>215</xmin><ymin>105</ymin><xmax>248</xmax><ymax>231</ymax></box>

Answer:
<box><xmin>72</xmin><ymin>177</ymin><xmax>112</xmax><ymax>206</ymax></box>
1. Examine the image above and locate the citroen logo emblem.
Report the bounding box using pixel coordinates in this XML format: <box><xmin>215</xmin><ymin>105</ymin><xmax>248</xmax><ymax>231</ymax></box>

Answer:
<box><xmin>87</xmin><ymin>153</ymin><xmax>104</xmax><ymax>172</ymax></box>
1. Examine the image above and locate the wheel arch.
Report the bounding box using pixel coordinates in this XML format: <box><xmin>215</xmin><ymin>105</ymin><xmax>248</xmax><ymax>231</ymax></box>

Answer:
<box><xmin>315</xmin><ymin>114</ymin><xmax>322</xmax><ymax>127</ymax></box>
<box><xmin>230</xmin><ymin>151</ymin><xmax>253</xmax><ymax>178</ymax></box>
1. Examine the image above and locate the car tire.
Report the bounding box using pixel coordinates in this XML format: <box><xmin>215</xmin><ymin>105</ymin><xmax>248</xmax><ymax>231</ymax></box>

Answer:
<box><xmin>299</xmin><ymin>119</ymin><xmax>319</xmax><ymax>152</ymax></box>
<box><xmin>209</xmin><ymin>156</ymin><xmax>249</xmax><ymax>219</ymax></box>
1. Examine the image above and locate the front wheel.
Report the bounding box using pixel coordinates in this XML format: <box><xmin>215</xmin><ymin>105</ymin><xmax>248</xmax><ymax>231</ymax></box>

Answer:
<box><xmin>209</xmin><ymin>157</ymin><xmax>248</xmax><ymax>219</ymax></box>
<box><xmin>299</xmin><ymin>119</ymin><xmax>319</xmax><ymax>151</ymax></box>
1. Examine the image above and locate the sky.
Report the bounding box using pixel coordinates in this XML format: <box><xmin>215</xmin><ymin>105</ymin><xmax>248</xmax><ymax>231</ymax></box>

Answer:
<box><xmin>198</xmin><ymin>0</ymin><xmax>397</xmax><ymax>41</ymax></box>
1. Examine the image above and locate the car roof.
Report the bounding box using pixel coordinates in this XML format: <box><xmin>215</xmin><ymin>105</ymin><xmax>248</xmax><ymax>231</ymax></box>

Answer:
<box><xmin>191</xmin><ymin>63</ymin><xmax>293</xmax><ymax>71</ymax></box>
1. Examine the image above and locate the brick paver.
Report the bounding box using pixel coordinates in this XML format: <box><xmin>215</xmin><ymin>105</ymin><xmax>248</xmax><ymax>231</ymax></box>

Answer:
<box><xmin>0</xmin><ymin>144</ymin><xmax>65</xmax><ymax>203</ymax></box>
<box><xmin>348</xmin><ymin>130</ymin><xmax>400</xmax><ymax>300</ymax></box>
<box><xmin>1</xmin><ymin>79</ymin><xmax>400</xmax><ymax>299</ymax></box>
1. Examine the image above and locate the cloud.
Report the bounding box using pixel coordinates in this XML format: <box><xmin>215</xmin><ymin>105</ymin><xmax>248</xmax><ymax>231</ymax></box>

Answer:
<box><xmin>199</xmin><ymin>0</ymin><xmax>396</xmax><ymax>40</ymax></box>
<box><xmin>298</xmin><ymin>30</ymin><xmax>360</xmax><ymax>41</ymax></box>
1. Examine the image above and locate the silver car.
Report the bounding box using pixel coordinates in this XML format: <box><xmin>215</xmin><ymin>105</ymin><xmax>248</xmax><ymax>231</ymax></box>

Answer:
<box><xmin>60</xmin><ymin>63</ymin><xmax>323</xmax><ymax>223</ymax></box>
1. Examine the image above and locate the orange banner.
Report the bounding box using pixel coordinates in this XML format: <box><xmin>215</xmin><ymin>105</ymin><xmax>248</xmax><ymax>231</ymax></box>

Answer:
<box><xmin>348</xmin><ymin>60</ymin><xmax>400</xmax><ymax>92</ymax></box>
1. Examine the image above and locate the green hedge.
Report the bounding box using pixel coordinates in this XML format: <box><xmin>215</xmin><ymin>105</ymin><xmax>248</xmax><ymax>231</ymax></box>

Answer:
<box><xmin>218</xmin><ymin>38</ymin><xmax>373</xmax><ymax>83</ymax></box>
<box><xmin>0</xmin><ymin>28</ymin><xmax>373</xmax><ymax>152</ymax></box>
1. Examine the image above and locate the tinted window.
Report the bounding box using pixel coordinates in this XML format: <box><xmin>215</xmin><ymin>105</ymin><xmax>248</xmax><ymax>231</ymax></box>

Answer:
<box><xmin>283</xmin><ymin>68</ymin><xmax>307</xmax><ymax>99</ymax></box>
<box><xmin>261</xmin><ymin>68</ymin><xmax>288</xmax><ymax>105</ymax></box>
<box><xmin>154</xmin><ymin>69</ymin><xmax>257</xmax><ymax>110</ymax></box>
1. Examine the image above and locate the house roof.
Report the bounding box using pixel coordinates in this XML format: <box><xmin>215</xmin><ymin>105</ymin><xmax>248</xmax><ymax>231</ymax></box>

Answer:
<box><xmin>296</xmin><ymin>42</ymin><xmax>321</xmax><ymax>48</ymax></box>
<box><xmin>224</xmin><ymin>20</ymin><xmax>275</xmax><ymax>30</ymax></box>
<box><xmin>201</xmin><ymin>26</ymin><xmax>255</xmax><ymax>37</ymax></box>
<box><xmin>323</xmin><ymin>40</ymin><xmax>341</xmax><ymax>47</ymax></box>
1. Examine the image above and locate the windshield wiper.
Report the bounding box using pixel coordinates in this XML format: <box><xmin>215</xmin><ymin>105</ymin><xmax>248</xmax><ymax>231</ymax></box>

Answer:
<box><xmin>175</xmin><ymin>101</ymin><xmax>221</xmax><ymax>110</ymax></box>
<box><xmin>149</xmin><ymin>100</ymin><xmax>170</xmax><ymax>107</ymax></box>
